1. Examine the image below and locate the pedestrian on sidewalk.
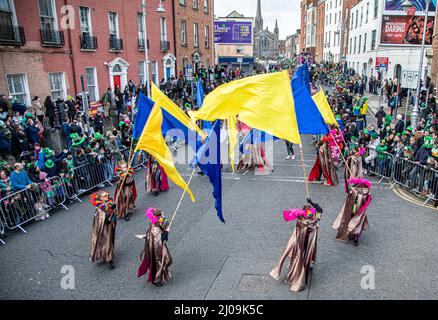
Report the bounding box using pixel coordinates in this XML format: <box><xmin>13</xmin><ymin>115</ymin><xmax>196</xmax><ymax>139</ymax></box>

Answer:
<box><xmin>285</xmin><ymin>141</ymin><xmax>295</xmax><ymax>160</ymax></box>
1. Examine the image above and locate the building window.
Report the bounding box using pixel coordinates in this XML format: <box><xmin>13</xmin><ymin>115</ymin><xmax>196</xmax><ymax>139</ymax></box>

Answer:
<box><xmin>193</xmin><ymin>22</ymin><xmax>198</xmax><ymax>48</ymax></box>
<box><xmin>49</xmin><ymin>72</ymin><xmax>66</xmax><ymax>100</ymax></box>
<box><xmin>79</xmin><ymin>6</ymin><xmax>92</xmax><ymax>35</ymax></box>
<box><xmin>360</xmin><ymin>7</ymin><xmax>363</xmax><ymax>26</ymax></box>
<box><xmin>358</xmin><ymin>35</ymin><xmax>361</xmax><ymax>53</ymax></box>
<box><xmin>137</xmin><ymin>13</ymin><xmax>145</xmax><ymax>49</ymax></box>
<box><xmin>179</xmin><ymin>0</ymin><xmax>186</xmax><ymax>5</ymax></box>
<box><xmin>151</xmin><ymin>61</ymin><xmax>158</xmax><ymax>85</ymax></box>
<box><xmin>204</xmin><ymin>0</ymin><xmax>208</xmax><ymax>14</ymax></box>
<box><xmin>193</xmin><ymin>0</ymin><xmax>198</xmax><ymax>10</ymax></box>
<box><xmin>139</xmin><ymin>61</ymin><xmax>145</xmax><ymax>85</ymax></box>
<box><xmin>6</xmin><ymin>74</ymin><xmax>29</xmax><ymax>105</ymax></box>
<box><xmin>85</xmin><ymin>67</ymin><xmax>98</xmax><ymax>102</ymax></box>
<box><xmin>181</xmin><ymin>20</ymin><xmax>187</xmax><ymax>46</ymax></box>
<box><xmin>204</xmin><ymin>25</ymin><xmax>209</xmax><ymax>48</ymax></box>
<box><xmin>364</xmin><ymin>33</ymin><xmax>367</xmax><ymax>52</ymax></box>
<box><xmin>355</xmin><ymin>10</ymin><xmax>358</xmax><ymax>28</ymax></box>
<box><xmin>366</xmin><ymin>3</ymin><xmax>369</xmax><ymax>23</ymax></box>
<box><xmin>108</xmin><ymin>12</ymin><xmax>118</xmax><ymax>37</ymax></box>
<box><xmin>160</xmin><ymin>17</ymin><xmax>167</xmax><ymax>42</ymax></box>
<box><xmin>371</xmin><ymin>30</ymin><xmax>376</xmax><ymax>50</ymax></box>
<box><xmin>38</xmin><ymin>0</ymin><xmax>57</xmax><ymax>31</ymax></box>
<box><xmin>354</xmin><ymin>36</ymin><xmax>356</xmax><ymax>54</ymax></box>
<box><xmin>373</xmin><ymin>0</ymin><xmax>378</xmax><ymax>18</ymax></box>
<box><xmin>350</xmin><ymin>12</ymin><xmax>353</xmax><ymax>30</ymax></box>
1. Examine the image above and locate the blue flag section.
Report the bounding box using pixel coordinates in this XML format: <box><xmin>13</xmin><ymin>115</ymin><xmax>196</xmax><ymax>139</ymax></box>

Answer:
<box><xmin>239</xmin><ymin>129</ymin><xmax>279</xmax><ymax>155</ymax></box>
<box><xmin>194</xmin><ymin>121</ymin><xmax>224</xmax><ymax>223</ymax></box>
<box><xmin>291</xmin><ymin>65</ymin><xmax>329</xmax><ymax>135</ymax></box>
<box><xmin>132</xmin><ymin>94</ymin><xmax>154</xmax><ymax>139</ymax></box>
<box><xmin>196</xmin><ymin>78</ymin><xmax>212</xmax><ymax>130</ymax></box>
<box><xmin>133</xmin><ymin>93</ymin><xmax>202</xmax><ymax>152</ymax></box>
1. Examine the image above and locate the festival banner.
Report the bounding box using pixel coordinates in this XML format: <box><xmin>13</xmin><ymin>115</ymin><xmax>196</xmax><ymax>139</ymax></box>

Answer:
<box><xmin>380</xmin><ymin>14</ymin><xmax>434</xmax><ymax>46</ymax></box>
<box><xmin>214</xmin><ymin>21</ymin><xmax>253</xmax><ymax>44</ymax></box>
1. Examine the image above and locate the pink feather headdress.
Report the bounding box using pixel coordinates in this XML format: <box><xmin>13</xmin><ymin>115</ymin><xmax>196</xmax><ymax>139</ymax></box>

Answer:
<box><xmin>145</xmin><ymin>207</ymin><xmax>158</xmax><ymax>224</ymax></box>
<box><xmin>348</xmin><ymin>178</ymin><xmax>372</xmax><ymax>189</ymax></box>
<box><xmin>283</xmin><ymin>208</ymin><xmax>317</xmax><ymax>222</ymax></box>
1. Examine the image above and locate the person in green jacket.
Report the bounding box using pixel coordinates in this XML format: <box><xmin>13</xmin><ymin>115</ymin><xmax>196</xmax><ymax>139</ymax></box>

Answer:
<box><xmin>376</xmin><ymin>140</ymin><xmax>389</xmax><ymax>176</ymax></box>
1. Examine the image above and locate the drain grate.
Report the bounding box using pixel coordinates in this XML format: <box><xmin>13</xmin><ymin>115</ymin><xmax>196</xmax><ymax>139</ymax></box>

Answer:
<box><xmin>238</xmin><ymin>274</ymin><xmax>271</xmax><ymax>294</ymax></box>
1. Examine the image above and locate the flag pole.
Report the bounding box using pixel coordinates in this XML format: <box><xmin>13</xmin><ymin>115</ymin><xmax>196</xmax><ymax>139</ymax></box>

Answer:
<box><xmin>299</xmin><ymin>144</ymin><xmax>311</xmax><ymax>200</ymax></box>
<box><xmin>329</xmin><ymin>133</ymin><xmax>354</xmax><ymax>178</ymax></box>
<box><xmin>168</xmin><ymin>167</ymin><xmax>197</xmax><ymax>232</ymax></box>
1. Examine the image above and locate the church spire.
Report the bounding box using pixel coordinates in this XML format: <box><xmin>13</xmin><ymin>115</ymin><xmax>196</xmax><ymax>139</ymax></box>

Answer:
<box><xmin>255</xmin><ymin>0</ymin><xmax>263</xmax><ymax>32</ymax></box>
<box><xmin>274</xmin><ymin>19</ymin><xmax>279</xmax><ymax>34</ymax></box>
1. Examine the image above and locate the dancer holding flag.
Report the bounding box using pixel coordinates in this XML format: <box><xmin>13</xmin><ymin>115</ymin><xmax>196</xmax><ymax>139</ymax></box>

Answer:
<box><xmin>332</xmin><ymin>178</ymin><xmax>372</xmax><ymax>246</ymax></box>
<box><xmin>270</xmin><ymin>199</ymin><xmax>323</xmax><ymax>292</ymax></box>
<box><xmin>137</xmin><ymin>208</ymin><xmax>172</xmax><ymax>287</ymax></box>
<box><xmin>308</xmin><ymin>136</ymin><xmax>339</xmax><ymax>186</ymax></box>
<box><xmin>114</xmin><ymin>161</ymin><xmax>137</xmax><ymax>221</ymax></box>
<box><xmin>90</xmin><ymin>191</ymin><xmax>118</xmax><ymax>269</ymax></box>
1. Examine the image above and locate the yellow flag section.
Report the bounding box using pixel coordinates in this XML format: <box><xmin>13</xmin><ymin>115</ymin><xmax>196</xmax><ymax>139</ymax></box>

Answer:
<box><xmin>190</xmin><ymin>71</ymin><xmax>301</xmax><ymax>144</ymax></box>
<box><xmin>135</xmin><ymin>104</ymin><xmax>195</xmax><ymax>202</ymax></box>
<box><xmin>312</xmin><ymin>89</ymin><xmax>338</xmax><ymax>126</ymax></box>
<box><xmin>227</xmin><ymin>115</ymin><xmax>238</xmax><ymax>173</ymax></box>
<box><xmin>151</xmin><ymin>82</ymin><xmax>206</xmax><ymax>139</ymax></box>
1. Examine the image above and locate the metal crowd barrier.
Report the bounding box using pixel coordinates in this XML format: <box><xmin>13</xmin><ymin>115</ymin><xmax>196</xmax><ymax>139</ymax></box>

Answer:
<box><xmin>392</xmin><ymin>157</ymin><xmax>438</xmax><ymax>205</ymax></box>
<box><xmin>363</xmin><ymin>147</ymin><xmax>395</xmax><ymax>184</ymax></box>
<box><xmin>0</xmin><ymin>176</ymin><xmax>68</xmax><ymax>234</ymax></box>
<box><xmin>0</xmin><ymin>146</ymin><xmax>149</xmax><ymax>244</ymax></box>
<box><xmin>0</xmin><ymin>215</ymin><xmax>5</xmax><ymax>245</ymax></box>
<box><xmin>65</xmin><ymin>159</ymin><xmax>114</xmax><ymax>202</ymax></box>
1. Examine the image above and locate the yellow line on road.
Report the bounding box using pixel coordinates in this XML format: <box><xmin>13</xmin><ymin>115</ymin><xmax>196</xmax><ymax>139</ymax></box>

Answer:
<box><xmin>392</xmin><ymin>186</ymin><xmax>438</xmax><ymax>211</ymax></box>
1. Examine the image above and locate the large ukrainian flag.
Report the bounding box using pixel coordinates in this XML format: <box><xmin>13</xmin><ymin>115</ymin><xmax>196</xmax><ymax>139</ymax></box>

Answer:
<box><xmin>190</xmin><ymin>71</ymin><xmax>301</xmax><ymax>145</ymax></box>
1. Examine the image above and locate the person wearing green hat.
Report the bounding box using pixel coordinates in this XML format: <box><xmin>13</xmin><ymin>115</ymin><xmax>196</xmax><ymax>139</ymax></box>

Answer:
<box><xmin>43</xmin><ymin>159</ymin><xmax>58</xmax><ymax>177</ymax></box>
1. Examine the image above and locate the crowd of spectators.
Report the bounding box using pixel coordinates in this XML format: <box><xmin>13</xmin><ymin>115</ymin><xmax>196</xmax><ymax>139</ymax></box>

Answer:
<box><xmin>314</xmin><ymin>62</ymin><xmax>438</xmax><ymax>206</ymax></box>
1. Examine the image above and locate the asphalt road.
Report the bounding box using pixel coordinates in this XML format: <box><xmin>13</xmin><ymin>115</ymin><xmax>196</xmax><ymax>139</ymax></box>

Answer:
<box><xmin>1</xmin><ymin>136</ymin><xmax>438</xmax><ymax>300</ymax></box>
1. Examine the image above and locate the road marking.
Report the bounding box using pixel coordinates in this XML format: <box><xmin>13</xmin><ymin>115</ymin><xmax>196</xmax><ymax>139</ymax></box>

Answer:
<box><xmin>392</xmin><ymin>186</ymin><xmax>438</xmax><ymax>211</ymax></box>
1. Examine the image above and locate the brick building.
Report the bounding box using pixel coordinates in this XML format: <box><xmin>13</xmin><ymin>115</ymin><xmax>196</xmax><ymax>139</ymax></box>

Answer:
<box><xmin>0</xmin><ymin>0</ymin><xmax>184</xmax><ymax>105</ymax></box>
<box><xmin>315</xmin><ymin>0</ymin><xmax>325</xmax><ymax>63</ymax></box>
<box><xmin>173</xmin><ymin>0</ymin><xmax>215</xmax><ymax>75</ymax></box>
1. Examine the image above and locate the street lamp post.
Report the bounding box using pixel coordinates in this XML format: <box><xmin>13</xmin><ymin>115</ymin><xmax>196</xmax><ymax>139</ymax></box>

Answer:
<box><xmin>141</xmin><ymin>0</ymin><xmax>150</xmax><ymax>98</ymax></box>
<box><xmin>141</xmin><ymin>0</ymin><xmax>166</xmax><ymax>98</ymax></box>
<box><xmin>403</xmin><ymin>0</ymin><xmax>430</xmax><ymax>131</ymax></box>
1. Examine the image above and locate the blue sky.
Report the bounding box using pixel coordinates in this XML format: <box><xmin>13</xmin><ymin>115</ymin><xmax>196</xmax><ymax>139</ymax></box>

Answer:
<box><xmin>214</xmin><ymin>0</ymin><xmax>301</xmax><ymax>39</ymax></box>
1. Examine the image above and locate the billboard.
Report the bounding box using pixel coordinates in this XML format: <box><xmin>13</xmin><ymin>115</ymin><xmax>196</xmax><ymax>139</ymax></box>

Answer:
<box><xmin>380</xmin><ymin>14</ymin><xmax>434</xmax><ymax>45</ymax></box>
<box><xmin>385</xmin><ymin>0</ymin><xmax>437</xmax><ymax>12</ymax></box>
<box><xmin>214</xmin><ymin>21</ymin><xmax>253</xmax><ymax>44</ymax></box>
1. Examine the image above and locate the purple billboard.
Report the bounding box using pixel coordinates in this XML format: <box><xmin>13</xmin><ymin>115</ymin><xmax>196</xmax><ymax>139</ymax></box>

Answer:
<box><xmin>214</xmin><ymin>21</ymin><xmax>253</xmax><ymax>44</ymax></box>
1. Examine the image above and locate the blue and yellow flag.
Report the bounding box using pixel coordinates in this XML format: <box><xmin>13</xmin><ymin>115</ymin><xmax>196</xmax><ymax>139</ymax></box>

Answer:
<box><xmin>292</xmin><ymin>65</ymin><xmax>328</xmax><ymax>135</ymax></box>
<box><xmin>151</xmin><ymin>82</ymin><xmax>205</xmax><ymax>139</ymax></box>
<box><xmin>135</xmin><ymin>104</ymin><xmax>195</xmax><ymax>202</ymax></box>
<box><xmin>190</xmin><ymin>71</ymin><xmax>301</xmax><ymax>144</ymax></box>
<box><xmin>312</xmin><ymin>88</ymin><xmax>338</xmax><ymax>126</ymax></box>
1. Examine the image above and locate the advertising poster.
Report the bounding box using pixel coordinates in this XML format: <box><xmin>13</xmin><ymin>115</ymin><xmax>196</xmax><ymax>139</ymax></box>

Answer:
<box><xmin>380</xmin><ymin>14</ymin><xmax>434</xmax><ymax>45</ymax></box>
<box><xmin>385</xmin><ymin>0</ymin><xmax>436</xmax><ymax>12</ymax></box>
<box><xmin>214</xmin><ymin>21</ymin><xmax>253</xmax><ymax>44</ymax></box>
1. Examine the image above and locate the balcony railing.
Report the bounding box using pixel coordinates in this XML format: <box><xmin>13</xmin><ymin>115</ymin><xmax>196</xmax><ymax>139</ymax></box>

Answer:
<box><xmin>138</xmin><ymin>38</ymin><xmax>149</xmax><ymax>51</ymax></box>
<box><xmin>0</xmin><ymin>24</ymin><xmax>26</xmax><ymax>46</ymax></box>
<box><xmin>110</xmin><ymin>36</ymin><xmax>123</xmax><ymax>51</ymax></box>
<box><xmin>160</xmin><ymin>40</ymin><xmax>170</xmax><ymax>52</ymax></box>
<box><xmin>80</xmin><ymin>33</ymin><xmax>98</xmax><ymax>50</ymax></box>
<box><xmin>40</xmin><ymin>28</ymin><xmax>64</xmax><ymax>47</ymax></box>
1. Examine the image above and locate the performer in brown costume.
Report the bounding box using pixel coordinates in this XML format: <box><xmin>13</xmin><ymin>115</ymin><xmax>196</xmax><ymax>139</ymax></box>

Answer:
<box><xmin>137</xmin><ymin>208</ymin><xmax>172</xmax><ymax>287</ymax></box>
<box><xmin>343</xmin><ymin>146</ymin><xmax>365</xmax><ymax>192</ymax></box>
<box><xmin>333</xmin><ymin>178</ymin><xmax>372</xmax><ymax>246</ymax></box>
<box><xmin>270</xmin><ymin>199</ymin><xmax>323</xmax><ymax>292</ymax></box>
<box><xmin>114</xmin><ymin>161</ymin><xmax>137</xmax><ymax>221</ymax></box>
<box><xmin>308</xmin><ymin>137</ymin><xmax>339</xmax><ymax>186</ymax></box>
<box><xmin>90</xmin><ymin>191</ymin><xmax>117</xmax><ymax>269</ymax></box>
